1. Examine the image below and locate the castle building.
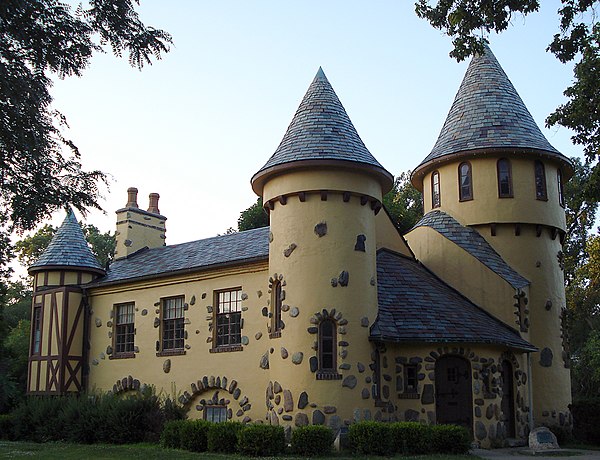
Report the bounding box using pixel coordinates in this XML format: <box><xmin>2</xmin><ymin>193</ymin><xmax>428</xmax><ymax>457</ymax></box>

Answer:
<box><xmin>27</xmin><ymin>46</ymin><xmax>572</xmax><ymax>447</ymax></box>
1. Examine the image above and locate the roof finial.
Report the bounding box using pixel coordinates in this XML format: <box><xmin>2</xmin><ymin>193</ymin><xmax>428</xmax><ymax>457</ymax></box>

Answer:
<box><xmin>315</xmin><ymin>66</ymin><xmax>327</xmax><ymax>81</ymax></box>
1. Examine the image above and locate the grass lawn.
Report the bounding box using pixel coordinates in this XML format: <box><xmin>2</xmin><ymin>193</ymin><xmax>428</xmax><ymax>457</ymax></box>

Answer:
<box><xmin>0</xmin><ymin>441</ymin><xmax>480</xmax><ymax>459</ymax></box>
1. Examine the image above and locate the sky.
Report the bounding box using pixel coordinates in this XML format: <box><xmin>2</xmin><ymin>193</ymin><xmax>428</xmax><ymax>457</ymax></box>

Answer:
<box><xmin>38</xmin><ymin>1</ymin><xmax>586</xmax><ymax>249</ymax></box>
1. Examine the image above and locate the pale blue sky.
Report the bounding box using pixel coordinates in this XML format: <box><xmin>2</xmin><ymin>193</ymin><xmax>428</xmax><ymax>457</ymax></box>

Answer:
<box><xmin>45</xmin><ymin>0</ymin><xmax>584</xmax><ymax>246</ymax></box>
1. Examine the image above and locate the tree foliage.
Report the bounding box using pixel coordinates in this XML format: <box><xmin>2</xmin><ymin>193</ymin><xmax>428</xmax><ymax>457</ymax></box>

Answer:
<box><xmin>415</xmin><ymin>1</ymin><xmax>600</xmax><ymax>198</ymax></box>
<box><xmin>383</xmin><ymin>171</ymin><xmax>424</xmax><ymax>234</ymax></box>
<box><xmin>237</xmin><ymin>198</ymin><xmax>269</xmax><ymax>232</ymax></box>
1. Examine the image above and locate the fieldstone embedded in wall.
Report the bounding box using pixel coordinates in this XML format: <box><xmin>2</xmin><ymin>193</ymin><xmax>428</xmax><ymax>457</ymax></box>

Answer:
<box><xmin>163</xmin><ymin>359</ymin><xmax>171</xmax><ymax>373</ymax></box>
<box><xmin>260</xmin><ymin>352</ymin><xmax>269</xmax><ymax>369</ymax></box>
<box><xmin>475</xmin><ymin>421</ymin><xmax>487</xmax><ymax>440</ymax></box>
<box><xmin>361</xmin><ymin>317</ymin><xmax>369</xmax><ymax>327</ymax></box>
<box><xmin>283</xmin><ymin>243</ymin><xmax>297</xmax><ymax>257</ymax></box>
<box><xmin>309</xmin><ymin>357</ymin><xmax>318</xmax><ymax>373</ymax></box>
<box><xmin>421</xmin><ymin>384</ymin><xmax>434</xmax><ymax>404</ymax></box>
<box><xmin>295</xmin><ymin>413</ymin><xmax>308</xmax><ymax>426</ymax></box>
<box><xmin>354</xmin><ymin>234</ymin><xmax>366</xmax><ymax>252</ymax></box>
<box><xmin>314</xmin><ymin>222</ymin><xmax>327</xmax><ymax>237</ymax></box>
<box><xmin>312</xmin><ymin>410</ymin><xmax>325</xmax><ymax>425</ymax></box>
<box><xmin>281</xmin><ymin>347</ymin><xmax>288</xmax><ymax>359</ymax></box>
<box><xmin>405</xmin><ymin>409</ymin><xmax>419</xmax><ymax>422</ymax></box>
<box><xmin>540</xmin><ymin>348</ymin><xmax>553</xmax><ymax>367</ymax></box>
<box><xmin>338</xmin><ymin>271</ymin><xmax>349</xmax><ymax>287</ymax></box>
<box><xmin>342</xmin><ymin>375</ymin><xmax>357</xmax><ymax>389</ymax></box>
<box><xmin>292</xmin><ymin>352</ymin><xmax>303</xmax><ymax>364</ymax></box>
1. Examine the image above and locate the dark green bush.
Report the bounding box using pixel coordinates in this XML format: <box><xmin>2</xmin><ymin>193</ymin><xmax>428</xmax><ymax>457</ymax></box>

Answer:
<box><xmin>0</xmin><ymin>414</ymin><xmax>13</xmax><ymax>440</ymax></box>
<box><xmin>348</xmin><ymin>421</ymin><xmax>393</xmax><ymax>456</ymax></box>
<box><xmin>429</xmin><ymin>424</ymin><xmax>471</xmax><ymax>454</ymax></box>
<box><xmin>207</xmin><ymin>421</ymin><xmax>243</xmax><ymax>453</ymax></box>
<box><xmin>60</xmin><ymin>395</ymin><xmax>100</xmax><ymax>444</ymax></box>
<box><xmin>161</xmin><ymin>419</ymin><xmax>188</xmax><ymax>449</ymax></box>
<box><xmin>11</xmin><ymin>395</ymin><xmax>65</xmax><ymax>442</ymax></box>
<box><xmin>571</xmin><ymin>397</ymin><xmax>600</xmax><ymax>445</ymax></box>
<box><xmin>291</xmin><ymin>425</ymin><xmax>334</xmax><ymax>457</ymax></box>
<box><xmin>548</xmin><ymin>425</ymin><xmax>574</xmax><ymax>445</ymax></box>
<box><xmin>180</xmin><ymin>420</ymin><xmax>212</xmax><ymax>452</ymax></box>
<box><xmin>390</xmin><ymin>421</ymin><xmax>431</xmax><ymax>454</ymax></box>
<box><xmin>237</xmin><ymin>424</ymin><xmax>285</xmax><ymax>456</ymax></box>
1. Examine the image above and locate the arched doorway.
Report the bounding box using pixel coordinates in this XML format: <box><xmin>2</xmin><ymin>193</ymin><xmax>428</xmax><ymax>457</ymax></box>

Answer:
<box><xmin>435</xmin><ymin>356</ymin><xmax>473</xmax><ymax>430</ymax></box>
<box><xmin>500</xmin><ymin>360</ymin><xmax>516</xmax><ymax>437</ymax></box>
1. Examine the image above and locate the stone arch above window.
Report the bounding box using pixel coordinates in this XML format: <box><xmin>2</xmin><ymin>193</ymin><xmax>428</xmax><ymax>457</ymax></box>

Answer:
<box><xmin>307</xmin><ymin>308</ymin><xmax>348</xmax><ymax>380</ymax></box>
<box><xmin>431</xmin><ymin>170</ymin><xmax>441</xmax><ymax>208</ymax></box>
<box><xmin>534</xmin><ymin>160</ymin><xmax>547</xmax><ymax>201</ymax></box>
<box><xmin>111</xmin><ymin>375</ymin><xmax>142</xmax><ymax>395</ymax></box>
<box><xmin>458</xmin><ymin>162</ymin><xmax>473</xmax><ymax>201</ymax></box>
<box><xmin>497</xmin><ymin>158</ymin><xmax>513</xmax><ymax>198</ymax></box>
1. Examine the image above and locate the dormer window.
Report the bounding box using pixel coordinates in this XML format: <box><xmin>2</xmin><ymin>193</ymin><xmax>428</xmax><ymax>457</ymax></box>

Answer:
<box><xmin>534</xmin><ymin>160</ymin><xmax>547</xmax><ymax>201</ymax></box>
<box><xmin>557</xmin><ymin>169</ymin><xmax>565</xmax><ymax>207</ymax></box>
<box><xmin>458</xmin><ymin>162</ymin><xmax>473</xmax><ymax>201</ymax></box>
<box><xmin>431</xmin><ymin>171</ymin><xmax>441</xmax><ymax>208</ymax></box>
<box><xmin>497</xmin><ymin>159</ymin><xmax>513</xmax><ymax>198</ymax></box>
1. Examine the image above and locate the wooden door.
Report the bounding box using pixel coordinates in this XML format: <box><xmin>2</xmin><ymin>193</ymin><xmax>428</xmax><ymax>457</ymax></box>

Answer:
<box><xmin>435</xmin><ymin>356</ymin><xmax>473</xmax><ymax>430</ymax></box>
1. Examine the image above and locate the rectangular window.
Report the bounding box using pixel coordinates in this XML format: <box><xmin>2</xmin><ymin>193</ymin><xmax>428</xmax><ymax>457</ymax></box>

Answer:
<box><xmin>162</xmin><ymin>296</ymin><xmax>184</xmax><ymax>351</ymax></box>
<box><xmin>32</xmin><ymin>306</ymin><xmax>42</xmax><ymax>355</ymax></box>
<box><xmin>204</xmin><ymin>406</ymin><xmax>228</xmax><ymax>423</ymax></box>
<box><xmin>216</xmin><ymin>289</ymin><xmax>242</xmax><ymax>347</ymax></box>
<box><xmin>115</xmin><ymin>303</ymin><xmax>135</xmax><ymax>355</ymax></box>
<box><xmin>404</xmin><ymin>364</ymin><xmax>418</xmax><ymax>393</ymax></box>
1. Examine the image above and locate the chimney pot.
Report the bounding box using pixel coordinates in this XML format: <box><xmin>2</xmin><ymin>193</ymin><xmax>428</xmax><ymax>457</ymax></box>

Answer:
<box><xmin>126</xmin><ymin>187</ymin><xmax>139</xmax><ymax>208</ymax></box>
<box><xmin>148</xmin><ymin>193</ymin><xmax>160</xmax><ymax>214</ymax></box>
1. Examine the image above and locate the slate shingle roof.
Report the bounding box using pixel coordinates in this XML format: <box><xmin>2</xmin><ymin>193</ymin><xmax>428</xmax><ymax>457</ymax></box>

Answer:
<box><xmin>29</xmin><ymin>209</ymin><xmax>104</xmax><ymax>274</ymax></box>
<box><xmin>415</xmin><ymin>45</ymin><xmax>570</xmax><ymax>174</ymax></box>
<box><xmin>252</xmin><ymin>67</ymin><xmax>392</xmax><ymax>191</ymax></box>
<box><xmin>371</xmin><ymin>250</ymin><xmax>535</xmax><ymax>351</ymax></box>
<box><xmin>412</xmin><ymin>210</ymin><xmax>529</xmax><ymax>290</ymax></box>
<box><xmin>91</xmin><ymin>226</ymin><xmax>270</xmax><ymax>286</ymax></box>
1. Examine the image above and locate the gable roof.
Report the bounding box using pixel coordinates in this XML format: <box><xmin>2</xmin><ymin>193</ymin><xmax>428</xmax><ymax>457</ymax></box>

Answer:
<box><xmin>371</xmin><ymin>249</ymin><xmax>535</xmax><ymax>351</ymax></box>
<box><xmin>412</xmin><ymin>210</ymin><xmax>529</xmax><ymax>290</ymax></box>
<box><xmin>251</xmin><ymin>67</ymin><xmax>393</xmax><ymax>193</ymax></box>
<box><xmin>413</xmin><ymin>45</ymin><xmax>572</xmax><ymax>184</ymax></box>
<box><xmin>89</xmin><ymin>226</ymin><xmax>270</xmax><ymax>287</ymax></box>
<box><xmin>29</xmin><ymin>209</ymin><xmax>105</xmax><ymax>275</ymax></box>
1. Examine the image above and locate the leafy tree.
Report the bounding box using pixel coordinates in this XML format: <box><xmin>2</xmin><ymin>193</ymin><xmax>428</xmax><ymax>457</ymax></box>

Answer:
<box><xmin>14</xmin><ymin>223</ymin><xmax>116</xmax><ymax>270</ymax></box>
<box><xmin>383</xmin><ymin>171</ymin><xmax>424</xmax><ymax>234</ymax></box>
<box><xmin>572</xmin><ymin>330</ymin><xmax>600</xmax><ymax>397</ymax></box>
<box><xmin>238</xmin><ymin>198</ymin><xmax>269</xmax><ymax>232</ymax></box>
<box><xmin>2</xmin><ymin>281</ymin><xmax>32</xmax><ymax>329</ymax></box>
<box><xmin>4</xmin><ymin>320</ymin><xmax>31</xmax><ymax>400</ymax></box>
<box><xmin>415</xmin><ymin>1</ymin><xmax>600</xmax><ymax>198</ymax></box>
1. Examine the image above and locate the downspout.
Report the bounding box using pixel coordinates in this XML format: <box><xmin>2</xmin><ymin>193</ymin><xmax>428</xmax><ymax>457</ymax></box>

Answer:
<box><xmin>527</xmin><ymin>351</ymin><xmax>534</xmax><ymax>432</ymax></box>
<box><xmin>81</xmin><ymin>288</ymin><xmax>91</xmax><ymax>393</ymax></box>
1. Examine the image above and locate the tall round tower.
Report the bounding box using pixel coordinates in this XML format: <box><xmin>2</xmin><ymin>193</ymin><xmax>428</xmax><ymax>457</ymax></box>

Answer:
<box><xmin>409</xmin><ymin>46</ymin><xmax>573</xmax><ymax>428</ymax></box>
<box><xmin>27</xmin><ymin>209</ymin><xmax>105</xmax><ymax>395</ymax></box>
<box><xmin>251</xmin><ymin>68</ymin><xmax>393</xmax><ymax>428</ymax></box>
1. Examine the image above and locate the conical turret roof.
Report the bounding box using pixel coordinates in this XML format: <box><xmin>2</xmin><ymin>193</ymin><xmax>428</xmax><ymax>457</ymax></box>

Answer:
<box><xmin>29</xmin><ymin>209</ymin><xmax>105</xmax><ymax>275</ymax></box>
<box><xmin>252</xmin><ymin>67</ymin><xmax>393</xmax><ymax>193</ymax></box>
<box><xmin>413</xmin><ymin>45</ymin><xmax>572</xmax><ymax>183</ymax></box>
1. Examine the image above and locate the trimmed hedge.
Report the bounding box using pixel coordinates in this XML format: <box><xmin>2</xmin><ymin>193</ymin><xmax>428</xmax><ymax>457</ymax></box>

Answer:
<box><xmin>348</xmin><ymin>421</ymin><xmax>393</xmax><ymax>456</ymax></box>
<box><xmin>207</xmin><ymin>421</ymin><xmax>244</xmax><ymax>453</ymax></box>
<box><xmin>0</xmin><ymin>414</ymin><xmax>13</xmax><ymax>440</ymax></box>
<box><xmin>430</xmin><ymin>424</ymin><xmax>471</xmax><ymax>454</ymax></box>
<box><xmin>390</xmin><ymin>421</ymin><xmax>431</xmax><ymax>454</ymax></box>
<box><xmin>291</xmin><ymin>425</ymin><xmax>334</xmax><ymax>457</ymax></box>
<box><xmin>237</xmin><ymin>424</ymin><xmax>285</xmax><ymax>456</ymax></box>
<box><xmin>571</xmin><ymin>397</ymin><xmax>600</xmax><ymax>445</ymax></box>
<box><xmin>180</xmin><ymin>420</ymin><xmax>211</xmax><ymax>452</ymax></box>
<box><xmin>160</xmin><ymin>420</ymin><xmax>187</xmax><ymax>449</ymax></box>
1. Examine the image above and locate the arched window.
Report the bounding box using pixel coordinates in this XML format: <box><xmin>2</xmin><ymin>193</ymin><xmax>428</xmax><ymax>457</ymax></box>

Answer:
<box><xmin>497</xmin><ymin>159</ymin><xmax>513</xmax><ymax>198</ymax></box>
<box><xmin>557</xmin><ymin>169</ymin><xmax>564</xmax><ymax>207</ymax></box>
<box><xmin>458</xmin><ymin>162</ymin><xmax>473</xmax><ymax>201</ymax></box>
<box><xmin>318</xmin><ymin>319</ymin><xmax>336</xmax><ymax>372</ymax></box>
<box><xmin>431</xmin><ymin>171</ymin><xmax>441</xmax><ymax>208</ymax></box>
<box><xmin>271</xmin><ymin>279</ymin><xmax>282</xmax><ymax>336</ymax></box>
<box><xmin>534</xmin><ymin>160</ymin><xmax>547</xmax><ymax>200</ymax></box>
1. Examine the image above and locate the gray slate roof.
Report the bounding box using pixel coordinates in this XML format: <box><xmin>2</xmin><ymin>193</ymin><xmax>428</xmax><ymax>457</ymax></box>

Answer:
<box><xmin>252</xmin><ymin>67</ymin><xmax>390</xmax><ymax>181</ymax></box>
<box><xmin>412</xmin><ymin>210</ymin><xmax>529</xmax><ymax>290</ymax></box>
<box><xmin>371</xmin><ymin>250</ymin><xmax>535</xmax><ymax>351</ymax></box>
<box><xmin>417</xmin><ymin>45</ymin><xmax>569</xmax><ymax>170</ymax></box>
<box><xmin>29</xmin><ymin>209</ymin><xmax>104</xmax><ymax>274</ymax></box>
<box><xmin>92</xmin><ymin>226</ymin><xmax>270</xmax><ymax>286</ymax></box>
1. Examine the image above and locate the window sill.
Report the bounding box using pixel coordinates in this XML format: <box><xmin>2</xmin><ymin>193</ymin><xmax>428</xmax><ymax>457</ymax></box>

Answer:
<box><xmin>397</xmin><ymin>392</ymin><xmax>420</xmax><ymax>399</ymax></box>
<box><xmin>110</xmin><ymin>352</ymin><xmax>136</xmax><ymax>360</ymax></box>
<box><xmin>316</xmin><ymin>372</ymin><xmax>342</xmax><ymax>380</ymax></box>
<box><xmin>269</xmin><ymin>331</ymin><xmax>282</xmax><ymax>339</ymax></box>
<box><xmin>156</xmin><ymin>349</ymin><xmax>186</xmax><ymax>357</ymax></box>
<box><xmin>210</xmin><ymin>345</ymin><xmax>243</xmax><ymax>353</ymax></box>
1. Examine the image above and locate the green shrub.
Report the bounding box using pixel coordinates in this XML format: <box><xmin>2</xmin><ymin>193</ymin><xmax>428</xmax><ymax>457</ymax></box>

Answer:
<box><xmin>11</xmin><ymin>396</ymin><xmax>65</xmax><ymax>442</ymax></box>
<box><xmin>161</xmin><ymin>419</ymin><xmax>188</xmax><ymax>449</ymax></box>
<box><xmin>348</xmin><ymin>421</ymin><xmax>393</xmax><ymax>456</ymax></box>
<box><xmin>237</xmin><ymin>424</ymin><xmax>285</xmax><ymax>456</ymax></box>
<box><xmin>207</xmin><ymin>421</ymin><xmax>243</xmax><ymax>453</ymax></box>
<box><xmin>430</xmin><ymin>424</ymin><xmax>471</xmax><ymax>454</ymax></box>
<box><xmin>180</xmin><ymin>420</ymin><xmax>212</xmax><ymax>452</ymax></box>
<box><xmin>291</xmin><ymin>425</ymin><xmax>334</xmax><ymax>457</ymax></box>
<box><xmin>0</xmin><ymin>414</ymin><xmax>13</xmax><ymax>440</ymax></box>
<box><xmin>571</xmin><ymin>397</ymin><xmax>600</xmax><ymax>445</ymax></box>
<box><xmin>59</xmin><ymin>394</ymin><xmax>100</xmax><ymax>444</ymax></box>
<box><xmin>548</xmin><ymin>425</ymin><xmax>574</xmax><ymax>445</ymax></box>
<box><xmin>390</xmin><ymin>421</ymin><xmax>431</xmax><ymax>454</ymax></box>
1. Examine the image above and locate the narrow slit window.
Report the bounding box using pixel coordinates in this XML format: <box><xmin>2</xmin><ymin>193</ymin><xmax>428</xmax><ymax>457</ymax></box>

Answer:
<box><xmin>431</xmin><ymin>171</ymin><xmax>441</xmax><ymax>208</ymax></box>
<box><xmin>318</xmin><ymin>319</ymin><xmax>336</xmax><ymax>372</ymax></box>
<box><xmin>535</xmin><ymin>160</ymin><xmax>547</xmax><ymax>200</ymax></box>
<box><xmin>497</xmin><ymin>159</ymin><xmax>513</xmax><ymax>198</ymax></box>
<box><xmin>32</xmin><ymin>306</ymin><xmax>42</xmax><ymax>355</ymax></box>
<box><xmin>404</xmin><ymin>364</ymin><xmax>418</xmax><ymax>393</ymax></box>
<box><xmin>557</xmin><ymin>169</ymin><xmax>564</xmax><ymax>207</ymax></box>
<box><xmin>271</xmin><ymin>280</ymin><xmax>282</xmax><ymax>335</ymax></box>
<box><xmin>458</xmin><ymin>162</ymin><xmax>473</xmax><ymax>201</ymax></box>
